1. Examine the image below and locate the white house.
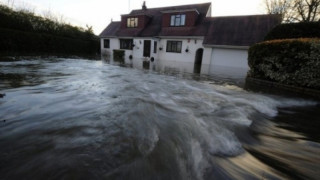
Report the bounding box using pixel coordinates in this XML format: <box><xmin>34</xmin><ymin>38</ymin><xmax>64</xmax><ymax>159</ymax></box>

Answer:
<box><xmin>99</xmin><ymin>2</ymin><xmax>281</xmax><ymax>78</ymax></box>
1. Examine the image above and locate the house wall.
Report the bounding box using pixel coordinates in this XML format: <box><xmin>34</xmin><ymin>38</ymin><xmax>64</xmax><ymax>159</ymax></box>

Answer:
<box><xmin>101</xmin><ymin>38</ymin><xmax>120</xmax><ymax>58</ymax></box>
<box><xmin>157</xmin><ymin>38</ymin><xmax>204</xmax><ymax>64</ymax></box>
<box><xmin>101</xmin><ymin>38</ymin><xmax>135</xmax><ymax>62</ymax></box>
<box><xmin>101</xmin><ymin>37</ymin><xmax>249</xmax><ymax>78</ymax></box>
<box><xmin>130</xmin><ymin>38</ymin><xmax>159</xmax><ymax>61</ymax></box>
<box><xmin>101</xmin><ymin>37</ymin><xmax>159</xmax><ymax>62</ymax></box>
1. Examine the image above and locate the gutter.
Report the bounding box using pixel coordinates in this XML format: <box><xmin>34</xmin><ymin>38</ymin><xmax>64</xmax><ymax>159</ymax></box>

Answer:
<box><xmin>157</xmin><ymin>36</ymin><xmax>204</xmax><ymax>40</ymax></box>
<box><xmin>203</xmin><ymin>44</ymin><xmax>249</xmax><ymax>50</ymax></box>
<box><xmin>161</xmin><ymin>9</ymin><xmax>200</xmax><ymax>14</ymax></box>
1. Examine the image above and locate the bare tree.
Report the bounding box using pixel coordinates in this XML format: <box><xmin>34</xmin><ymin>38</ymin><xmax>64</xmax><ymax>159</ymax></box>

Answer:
<box><xmin>15</xmin><ymin>1</ymin><xmax>36</xmax><ymax>14</ymax></box>
<box><xmin>6</xmin><ymin>0</ymin><xmax>15</xmax><ymax>8</ymax></box>
<box><xmin>264</xmin><ymin>0</ymin><xmax>320</xmax><ymax>22</ymax></box>
<box><xmin>264</xmin><ymin>0</ymin><xmax>293</xmax><ymax>22</ymax></box>
<box><xmin>42</xmin><ymin>9</ymin><xmax>67</xmax><ymax>24</ymax></box>
<box><xmin>293</xmin><ymin>0</ymin><xmax>320</xmax><ymax>21</ymax></box>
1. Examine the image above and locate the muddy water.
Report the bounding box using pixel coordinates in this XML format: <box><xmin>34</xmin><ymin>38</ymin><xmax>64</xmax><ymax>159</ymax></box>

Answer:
<box><xmin>0</xmin><ymin>58</ymin><xmax>319</xmax><ymax>180</ymax></box>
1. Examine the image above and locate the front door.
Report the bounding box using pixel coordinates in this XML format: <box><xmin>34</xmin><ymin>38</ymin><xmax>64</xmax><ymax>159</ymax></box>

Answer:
<box><xmin>194</xmin><ymin>48</ymin><xmax>204</xmax><ymax>73</ymax></box>
<box><xmin>143</xmin><ymin>40</ymin><xmax>151</xmax><ymax>57</ymax></box>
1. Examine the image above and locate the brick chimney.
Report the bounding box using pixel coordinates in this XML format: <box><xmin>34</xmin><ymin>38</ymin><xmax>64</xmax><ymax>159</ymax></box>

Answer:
<box><xmin>142</xmin><ymin>1</ymin><xmax>147</xmax><ymax>10</ymax></box>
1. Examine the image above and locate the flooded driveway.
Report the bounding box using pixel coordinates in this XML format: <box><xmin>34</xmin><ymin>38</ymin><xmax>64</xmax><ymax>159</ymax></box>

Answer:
<box><xmin>0</xmin><ymin>58</ymin><xmax>319</xmax><ymax>180</ymax></box>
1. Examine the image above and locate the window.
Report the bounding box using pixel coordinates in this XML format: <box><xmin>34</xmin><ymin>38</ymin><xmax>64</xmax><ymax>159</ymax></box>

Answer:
<box><xmin>103</xmin><ymin>39</ymin><xmax>110</xmax><ymax>48</ymax></box>
<box><xmin>120</xmin><ymin>39</ymin><xmax>133</xmax><ymax>50</ymax></box>
<box><xmin>166</xmin><ymin>41</ymin><xmax>182</xmax><ymax>53</ymax></box>
<box><xmin>170</xmin><ymin>14</ymin><xmax>186</xmax><ymax>26</ymax></box>
<box><xmin>127</xmin><ymin>17</ymin><xmax>138</xmax><ymax>28</ymax></box>
<box><xmin>153</xmin><ymin>41</ymin><xmax>157</xmax><ymax>53</ymax></box>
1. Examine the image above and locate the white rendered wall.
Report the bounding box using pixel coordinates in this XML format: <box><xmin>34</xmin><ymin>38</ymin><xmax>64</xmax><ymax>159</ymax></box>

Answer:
<box><xmin>101</xmin><ymin>38</ymin><xmax>160</xmax><ymax>62</ymax></box>
<box><xmin>101</xmin><ymin>38</ymin><xmax>120</xmax><ymax>59</ymax></box>
<box><xmin>157</xmin><ymin>38</ymin><xmax>204</xmax><ymax>64</ymax></box>
<box><xmin>131</xmin><ymin>38</ymin><xmax>159</xmax><ymax>60</ymax></box>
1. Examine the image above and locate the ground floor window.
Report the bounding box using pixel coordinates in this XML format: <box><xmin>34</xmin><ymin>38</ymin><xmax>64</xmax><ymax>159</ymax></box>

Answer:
<box><xmin>154</xmin><ymin>41</ymin><xmax>157</xmax><ymax>53</ymax></box>
<box><xmin>104</xmin><ymin>39</ymin><xmax>110</xmax><ymax>48</ymax></box>
<box><xmin>120</xmin><ymin>39</ymin><xmax>133</xmax><ymax>50</ymax></box>
<box><xmin>166</xmin><ymin>41</ymin><xmax>182</xmax><ymax>53</ymax></box>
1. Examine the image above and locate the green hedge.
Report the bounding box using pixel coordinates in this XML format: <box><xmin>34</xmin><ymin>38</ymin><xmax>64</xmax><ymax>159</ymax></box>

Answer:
<box><xmin>248</xmin><ymin>38</ymin><xmax>320</xmax><ymax>90</ymax></box>
<box><xmin>113</xmin><ymin>49</ymin><xmax>125</xmax><ymax>62</ymax></box>
<box><xmin>0</xmin><ymin>5</ymin><xmax>95</xmax><ymax>40</ymax></box>
<box><xmin>0</xmin><ymin>28</ymin><xmax>99</xmax><ymax>56</ymax></box>
<box><xmin>264</xmin><ymin>22</ymin><xmax>320</xmax><ymax>41</ymax></box>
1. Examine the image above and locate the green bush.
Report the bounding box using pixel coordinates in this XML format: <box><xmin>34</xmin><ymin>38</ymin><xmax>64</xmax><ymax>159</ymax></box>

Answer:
<box><xmin>264</xmin><ymin>22</ymin><xmax>320</xmax><ymax>41</ymax></box>
<box><xmin>0</xmin><ymin>28</ymin><xmax>99</xmax><ymax>56</ymax></box>
<box><xmin>0</xmin><ymin>4</ymin><xmax>99</xmax><ymax>57</ymax></box>
<box><xmin>248</xmin><ymin>38</ymin><xmax>320</xmax><ymax>90</ymax></box>
<box><xmin>0</xmin><ymin>5</ymin><xmax>95</xmax><ymax>40</ymax></box>
<box><xmin>113</xmin><ymin>50</ymin><xmax>125</xmax><ymax>62</ymax></box>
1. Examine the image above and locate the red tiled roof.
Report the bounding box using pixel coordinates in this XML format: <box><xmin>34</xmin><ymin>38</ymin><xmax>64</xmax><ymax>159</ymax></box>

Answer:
<box><xmin>99</xmin><ymin>3</ymin><xmax>281</xmax><ymax>46</ymax></box>
<box><xmin>99</xmin><ymin>21</ymin><xmax>121</xmax><ymax>37</ymax></box>
<box><xmin>100</xmin><ymin>3</ymin><xmax>211</xmax><ymax>38</ymax></box>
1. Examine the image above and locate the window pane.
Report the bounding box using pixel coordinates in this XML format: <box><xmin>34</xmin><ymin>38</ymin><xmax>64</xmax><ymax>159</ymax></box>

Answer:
<box><xmin>170</xmin><ymin>15</ymin><xmax>175</xmax><ymax>26</ymax></box>
<box><xmin>104</xmin><ymin>39</ymin><xmax>110</xmax><ymax>48</ymax></box>
<box><xmin>166</xmin><ymin>41</ymin><xmax>182</xmax><ymax>53</ymax></box>
<box><xmin>175</xmin><ymin>16</ymin><xmax>180</xmax><ymax>26</ymax></box>
<box><xmin>127</xmin><ymin>18</ymin><xmax>130</xmax><ymax>27</ymax></box>
<box><xmin>177</xmin><ymin>42</ymin><xmax>182</xmax><ymax>52</ymax></box>
<box><xmin>172</xmin><ymin>42</ymin><xmax>177</xmax><ymax>52</ymax></box>
<box><xmin>134</xmin><ymin>18</ymin><xmax>138</xmax><ymax>27</ymax></box>
<box><xmin>166</xmin><ymin>41</ymin><xmax>171</xmax><ymax>52</ymax></box>
<box><xmin>120</xmin><ymin>39</ymin><xmax>133</xmax><ymax>50</ymax></box>
<box><xmin>154</xmin><ymin>41</ymin><xmax>157</xmax><ymax>53</ymax></box>
<box><xmin>181</xmin><ymin>15</ymin><xmax>186</xmax><ymax>26</ymax></box>
<box><xmin>130</xmin><ymin>20</ymin><xmax>133</xmax><ymax>27</ymax></box>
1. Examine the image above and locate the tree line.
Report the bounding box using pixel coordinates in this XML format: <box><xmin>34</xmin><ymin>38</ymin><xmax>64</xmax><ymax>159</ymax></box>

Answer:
<box><xmin>0</xmin><ymin>4</ymin><xmax>95</xmax><ymax>40</ymax></box>
<box><xmin>0</xmin><ymin>3</ymin><xmax>99</xmax><ymax>57</ymax></box>
<box><xmin>264</xmin><ymin>0</ymin><xmax>320</xmax><ymax>22</ymax></box>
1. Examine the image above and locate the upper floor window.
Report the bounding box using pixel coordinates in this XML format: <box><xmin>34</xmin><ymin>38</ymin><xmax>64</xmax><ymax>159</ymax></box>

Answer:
<box><xmin>127</xmin><ymin>17</ymin><xmax>138</xmax><ymax>28</ymax></box>
<box><xmin>103</xmin><ymin>39</ymin><xmax>110</xmax><ymax>48</ymax></box>
<box><xmin>120</xmin><ymin>39</ymin><xmax>133</xmax><ymax>50</ymax></box>
<box><xmin>166</xmin><ymin>41</ymin><xmax>182</xmax><ymax>53</ymax></box>
<box><xmin>170</xmin><ymin>14</ymin><xmax>186</xmax><ymax>26</ymax></box>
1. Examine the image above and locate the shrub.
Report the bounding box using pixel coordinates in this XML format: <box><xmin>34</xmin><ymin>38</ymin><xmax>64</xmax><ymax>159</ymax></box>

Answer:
<box><xmin>264</xmin><ymin>22</ymin><xmax>320</xmax><ymax>41</ymax></box>
<box><xmin>113</xmin><ymin>50</ymin><xmax>125</xmax><ymax>62</ymax></box>
<box><xmin>0</xmin><ymin>28</ymin><xmax>99</xmax><ymax>56</ymax></box>
<box><xmin>248</xmin><ymin>38</ymin><xmax>320</xmax><ymax>90</ymax></box>
<box><xmin>0</xmin><ymin>5</ymin><xmax>96</xmax><ymax>40</ymax></box>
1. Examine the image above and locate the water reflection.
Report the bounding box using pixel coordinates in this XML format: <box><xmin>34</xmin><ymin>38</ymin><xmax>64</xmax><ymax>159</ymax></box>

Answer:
<box><xmin>0</xmin><ymin>58</ymin><xmax>319</xmax><ymax>180</ymax></box>
<box><xmin>104</xmin><ymin>57</ymin><xmax>247</xmax><ymax>87</ymax></box>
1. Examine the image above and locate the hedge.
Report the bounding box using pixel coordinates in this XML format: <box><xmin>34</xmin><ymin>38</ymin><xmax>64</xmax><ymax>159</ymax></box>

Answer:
<box><xmin>264</xmin><ymin>22</ymin><xmax>320</xmax><ymax>41</ymax></box>
<box><xmin>113</xmin><ymin>49</ymin><xmax>125</xmax><ymax>62</ymax></box>
<box><xmin>248</xmin><ymin>38</ymin><xmax>320</xmax><ymax>90</ymax></box>
<box><xmin>0</xmin><ymin>5</ymin><xmax>95</xmax><ymax>40</ymax></box>
<box><xmin>0</xmin><ymin>28</ymin><xmax>99</xmax><ymax>56</ymax></box>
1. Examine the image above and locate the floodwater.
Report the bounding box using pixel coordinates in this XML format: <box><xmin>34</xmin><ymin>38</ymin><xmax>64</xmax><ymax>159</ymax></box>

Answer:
<box><xmin>0</xmin><ymin>58</ymin><xmax>319</xmax><ymax>180</ymax></box>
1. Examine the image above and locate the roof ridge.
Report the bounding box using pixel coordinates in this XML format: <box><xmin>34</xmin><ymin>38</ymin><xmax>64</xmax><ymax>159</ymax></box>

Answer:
<box><xmin>206</xmin><ymin>14</ymin><xmax>281</xmax><ymax>19</ymax></box>
<box><xmin>130</xmin><ymin>2</ymin><xmax>211</xmax><ymax>12</ymax></box>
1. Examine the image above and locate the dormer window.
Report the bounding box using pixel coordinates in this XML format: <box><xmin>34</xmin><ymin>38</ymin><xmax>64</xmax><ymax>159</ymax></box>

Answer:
<box><xmin>170</xmin><ymin>14</ymin><xmax>186</xmax><ymax>26</ymax></box>
<box><xmin>127</xmin><ymin>17</ymin><xmax>138</xmax><ymax>28</ymax></box>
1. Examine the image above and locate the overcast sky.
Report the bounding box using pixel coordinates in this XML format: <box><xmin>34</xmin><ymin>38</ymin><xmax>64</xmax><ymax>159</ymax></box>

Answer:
<box><xmin>0</xmin><ymin>0</ymin><xmax>266</xmax><ymax>35</ymax></box>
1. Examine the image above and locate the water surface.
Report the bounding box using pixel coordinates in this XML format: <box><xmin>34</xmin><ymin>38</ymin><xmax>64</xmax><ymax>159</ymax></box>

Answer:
<box><xmin>0</xmin><ymin>58</ymin><xmax>319</xmax><ymax>180</ymax></box>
